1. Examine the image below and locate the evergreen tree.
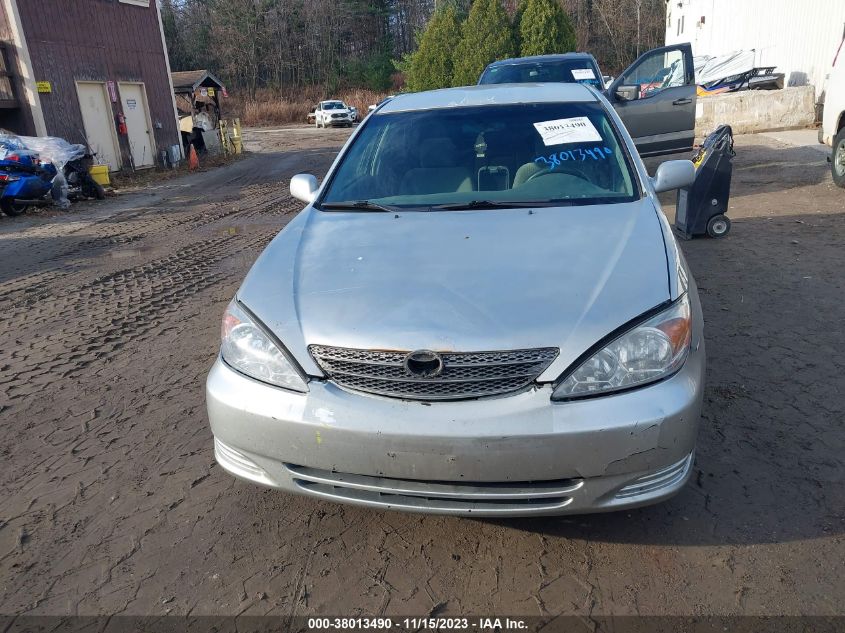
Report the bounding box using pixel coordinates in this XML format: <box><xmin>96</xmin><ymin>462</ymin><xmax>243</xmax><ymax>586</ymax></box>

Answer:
<box><xmin>404</xmin><ymin>3</ymin><xmax>464</xmax><ymax>91</ymax></box>
<box><xmin>451</xmin><ymin>0</ymin><xmax>516</xmax><ymax>87</ymax></box>
<box><xmin>517</xmin><ymin>0</ymin><xmax>576</xmax><ymax>57</ymax></box>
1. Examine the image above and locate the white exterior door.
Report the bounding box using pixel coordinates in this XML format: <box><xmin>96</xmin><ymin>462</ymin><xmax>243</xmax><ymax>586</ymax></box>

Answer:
<box><xmin>118</xmin><ymin>82</ymin><xmax>155</xmax><ymax>168</ymax></box>
<box><xmin>76</xmin><ymin>82</ymin><xmax>120</xmax><ymax>171</ymax></box>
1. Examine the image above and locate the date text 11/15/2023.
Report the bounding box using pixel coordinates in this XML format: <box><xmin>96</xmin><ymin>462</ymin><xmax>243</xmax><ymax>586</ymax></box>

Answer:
<box><xmin>307</xmin><ymin>617</ymin><xmax>528</xmax><ymax>630</ymax></box>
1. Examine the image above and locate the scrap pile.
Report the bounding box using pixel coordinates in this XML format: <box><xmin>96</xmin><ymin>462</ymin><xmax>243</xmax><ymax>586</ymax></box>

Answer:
<box><xmin>695</xmin><ymin>51</ymin><xmax>785</xmax><ymax>96</ymax></box>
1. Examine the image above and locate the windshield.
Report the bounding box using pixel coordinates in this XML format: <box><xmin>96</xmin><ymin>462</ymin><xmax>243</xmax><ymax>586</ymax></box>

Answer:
<box><xmin>319</xmin><ymin>102</ymin><xmax>637</xmax><ymax>209</ymax></box>
<box><xmin>480</xmin><ymin>60</ymin><xmax>602</xmax><ymax>89</ymax></box>
<box><xmin>322</xmin><ymin>102</ymin><xmax>345</xmax><ymax>110</ymax></box>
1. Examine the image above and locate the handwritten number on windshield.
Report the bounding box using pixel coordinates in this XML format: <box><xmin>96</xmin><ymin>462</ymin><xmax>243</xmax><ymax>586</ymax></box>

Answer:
<box><xmin>535</xmin><ymin>146</ymin><xmax>613</xmax><ymax>169</ymax></box>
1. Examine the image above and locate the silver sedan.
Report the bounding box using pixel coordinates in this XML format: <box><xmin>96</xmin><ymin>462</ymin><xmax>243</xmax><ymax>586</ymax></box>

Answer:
<box><xmin>206</xmin><ymin>83</ymin><xmax>705</xmax><ymax>517</ymax></box>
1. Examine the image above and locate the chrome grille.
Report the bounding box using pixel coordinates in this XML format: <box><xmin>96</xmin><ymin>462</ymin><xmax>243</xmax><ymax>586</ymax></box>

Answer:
<box><xmin>308</xmin><ymin>345</ymin><xmax>558</xmax><ymax>400</ymax></box>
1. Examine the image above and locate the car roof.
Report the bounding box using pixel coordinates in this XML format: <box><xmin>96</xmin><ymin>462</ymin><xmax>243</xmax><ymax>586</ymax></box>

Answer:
<box><xmin>487</xmin><ymin>53</ymin><xmax>598</xmax><ymax>67</ymax></box>
<box><xmin>378</xmin><ymin>83</ymin><xmax>598</xmax><ymax>114</ymax></box>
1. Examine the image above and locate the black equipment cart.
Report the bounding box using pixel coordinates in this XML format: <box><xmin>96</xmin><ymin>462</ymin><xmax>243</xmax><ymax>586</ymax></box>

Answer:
<box><xmin>675</xmin><ymin>125</ymin><xmax>735</xmax><ymax>239</ymax></box>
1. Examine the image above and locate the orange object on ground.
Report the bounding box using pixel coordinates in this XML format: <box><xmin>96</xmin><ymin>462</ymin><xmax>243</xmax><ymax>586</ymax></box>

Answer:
<box><xmin>188</xmin><ymin>145</ymin><xmax>200</xmax><ymax>170</ymax></box>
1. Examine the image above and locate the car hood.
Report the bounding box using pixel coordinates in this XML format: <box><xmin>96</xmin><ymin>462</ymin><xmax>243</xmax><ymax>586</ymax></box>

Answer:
<box><xmin>238</xmin><ymin>199</ymin><xmax>670</xmax><ymax>380</ymax></box>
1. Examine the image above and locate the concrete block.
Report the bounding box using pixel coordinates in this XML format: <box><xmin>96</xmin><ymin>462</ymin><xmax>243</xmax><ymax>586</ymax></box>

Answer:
<box><xmin>695</xmin><ymin>86</ymin><xmax>815</xmax><ymax>135</ymax></box>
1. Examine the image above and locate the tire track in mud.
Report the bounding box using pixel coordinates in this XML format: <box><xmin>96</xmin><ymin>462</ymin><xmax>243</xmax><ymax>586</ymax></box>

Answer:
<box><xmin>1</xmin><ymin>229</ymin><xmax>276</xmax><ymax>402</ymax></box>
<box><xmin>0</xmin><ymin>185</ymin><xmax>297</xmax><ymax>309</ymax></box>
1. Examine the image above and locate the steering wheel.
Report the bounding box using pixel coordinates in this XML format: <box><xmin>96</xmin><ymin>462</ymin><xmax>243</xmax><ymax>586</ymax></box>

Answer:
<box><xmin>525</xmin><ymin>165</ymin><xmax>591</xmax><ymax>184</ymax></box>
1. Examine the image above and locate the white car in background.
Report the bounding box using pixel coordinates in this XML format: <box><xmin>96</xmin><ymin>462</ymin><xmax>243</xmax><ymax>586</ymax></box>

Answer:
<box><xmin>314</xmin><ymin>100</ymin><xmax>354</xmax><ymax>128</ymax></box>
<box><xmin>821</xmin><ymin>42</ymin><xmax>845</xmax><ymax>188</ymax></box>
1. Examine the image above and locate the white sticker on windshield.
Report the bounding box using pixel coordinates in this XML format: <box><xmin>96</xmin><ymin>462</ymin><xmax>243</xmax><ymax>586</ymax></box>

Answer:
<box><xmin>533</xmin><ymin>117</ymin><xmax>602</xmax><ymax>146</ymax></box>
<box><xmin>572</xmin><ymin>68</ymin><xmax>596</xmax><ymax>80</ymax></box>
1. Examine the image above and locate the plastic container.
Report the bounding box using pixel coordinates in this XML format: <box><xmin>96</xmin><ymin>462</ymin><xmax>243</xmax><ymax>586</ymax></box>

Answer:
<box><xmin>89</xmin><ymin>164</ymin><xmax>110</xmax><ymax>186</ymax></box>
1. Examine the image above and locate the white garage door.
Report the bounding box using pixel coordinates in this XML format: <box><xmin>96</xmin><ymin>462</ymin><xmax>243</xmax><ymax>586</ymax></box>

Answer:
<box><xmin>76</xmin><ymin>82</ymin><xmax>121</xmax><ymax>171</ymax></box>
<box><xmin>119</xmin><ymin>82</ymin><xmax>155</xmax><ymax>168</ymax></box>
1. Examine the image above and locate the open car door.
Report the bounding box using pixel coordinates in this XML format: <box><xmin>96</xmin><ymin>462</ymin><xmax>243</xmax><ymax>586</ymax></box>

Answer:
<box><xmin>608</xmin><ymin>43</ymin><xmax>696</xmax><ymax>157</ymax></box>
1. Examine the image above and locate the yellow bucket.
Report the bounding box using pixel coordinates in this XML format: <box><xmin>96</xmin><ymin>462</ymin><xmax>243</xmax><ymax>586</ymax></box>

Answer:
<box><xmin>89</xmin><ymin>164</ymin><xmax>110</xmax><ymax>186</ymax></box>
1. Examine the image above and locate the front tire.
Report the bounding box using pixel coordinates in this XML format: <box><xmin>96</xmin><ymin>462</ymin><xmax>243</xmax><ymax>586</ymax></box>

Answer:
<box><xmin>706</xmin><ymin>214</ymin><xmax>731</xmax><ymax>238</ymax></box>
<box><xmin>832</xmin><ymin>128</ymin><xmax>845</xmax><ymax>188</ymax></box>
<box><xmin>1</xmin><ymin>199</ymin><xmax>28</xmax><ymax>216</ymax></box>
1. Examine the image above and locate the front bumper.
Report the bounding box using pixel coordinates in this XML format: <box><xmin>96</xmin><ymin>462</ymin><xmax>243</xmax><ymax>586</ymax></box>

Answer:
<box><xmin>206</xmin><ymin>342</ymin><xmax>704</xmax><ymax>517</ymax></box>
<box><xmin>327</xmin><ymin>117</ymin><xmax>351</xmax><ymax>126</ymax></box>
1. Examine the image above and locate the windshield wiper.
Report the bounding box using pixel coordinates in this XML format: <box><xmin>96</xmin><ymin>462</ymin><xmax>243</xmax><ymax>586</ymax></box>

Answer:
<box><xmin>431</xmin><ymin>200</ymin><xmax>552</xmax><ymax>211</ymax></box>
<box><xmin>320</xmin><ymin>200</ymin><xmax>395</xmax><ymax>212</ymax></box>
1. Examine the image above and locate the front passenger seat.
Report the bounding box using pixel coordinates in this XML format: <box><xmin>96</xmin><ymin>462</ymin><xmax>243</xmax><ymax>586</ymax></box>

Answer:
<box><xmin>399</xmin><ymin>138</ymin><xmax>473</xmax><ymax>195</ymax></box>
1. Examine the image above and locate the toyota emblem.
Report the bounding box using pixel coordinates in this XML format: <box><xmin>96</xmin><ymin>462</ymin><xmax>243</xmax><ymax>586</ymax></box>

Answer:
<box><xmin>404</xmin><ymin>350</ymin><xmax>444</xmax><ymax>378</ymax></box>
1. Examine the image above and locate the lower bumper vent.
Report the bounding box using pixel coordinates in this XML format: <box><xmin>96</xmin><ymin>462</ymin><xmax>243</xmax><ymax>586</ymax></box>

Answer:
<box><xmin>285</xmin><ymin>463</ymin><xmax>583</xmax><ymax>514</ymax></box>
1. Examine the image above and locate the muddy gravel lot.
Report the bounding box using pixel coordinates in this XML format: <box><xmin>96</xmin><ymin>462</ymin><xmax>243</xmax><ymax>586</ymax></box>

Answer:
<box><xmin>0</xmin><ymin>125</ymin><xmax>843</xmax><ymax>621</ymax></box>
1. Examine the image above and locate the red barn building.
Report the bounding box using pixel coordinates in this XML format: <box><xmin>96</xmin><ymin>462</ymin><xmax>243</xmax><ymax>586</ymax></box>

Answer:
<box><xmin>0</xmin><ymin>0</ymin><xmax>180</xmax><ymax>171</ymax></box>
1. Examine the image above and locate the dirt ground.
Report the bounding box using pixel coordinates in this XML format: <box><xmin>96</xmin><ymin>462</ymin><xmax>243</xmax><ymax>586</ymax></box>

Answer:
<box><xmin>1</xmin><ymin>124</ymin><xmax>843</xmax><ymax>621</ymax></box>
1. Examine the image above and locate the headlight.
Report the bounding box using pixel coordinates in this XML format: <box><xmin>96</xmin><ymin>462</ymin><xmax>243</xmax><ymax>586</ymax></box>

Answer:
<box><xmin>552</xmin><ymin>295</ymin><xmax>691</xmax><ymax>400</ymax></box>
<box><xmin>220</xmin><ymin>300</ymin><xmax>308</xmax><ymax>392</ymax></box>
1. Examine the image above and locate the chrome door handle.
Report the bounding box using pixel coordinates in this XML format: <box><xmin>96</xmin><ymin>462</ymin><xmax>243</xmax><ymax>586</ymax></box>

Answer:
<box><xmin>673</xmin><ymin>98</ymin><xmax>692</xmax><ymax>105</ymax></box>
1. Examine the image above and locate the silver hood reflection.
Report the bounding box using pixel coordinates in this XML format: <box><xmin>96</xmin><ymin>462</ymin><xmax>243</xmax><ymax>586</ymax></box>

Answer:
<box><xmin>237</xmin><ymin>199</ymin><xmax>671</xmax><ymax>382</ymax></box>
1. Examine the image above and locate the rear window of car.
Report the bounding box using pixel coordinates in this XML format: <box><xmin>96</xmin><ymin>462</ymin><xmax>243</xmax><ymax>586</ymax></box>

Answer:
<box><xmin>479</xmin><ymin>60</ymin><xmax>603</xmax><ymax>89</ymax></box>
<box><xmin>319</xmin><ymin>101</ymin><xmax>638</xmax><ymax>210</ymax></box>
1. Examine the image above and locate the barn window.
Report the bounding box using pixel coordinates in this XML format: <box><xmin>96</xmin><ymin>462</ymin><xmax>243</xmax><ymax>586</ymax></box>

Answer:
<box><xmin>0</xmin><ymin>44</ymin><xmax>17</xmax><ymax>106</ymax></box>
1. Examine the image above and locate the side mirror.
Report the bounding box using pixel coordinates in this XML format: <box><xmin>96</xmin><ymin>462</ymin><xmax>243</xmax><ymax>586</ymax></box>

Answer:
<box><xmin>290</xmin><ymin>173</ymin><xmax>319</xmax><ymax>204</ymax></box>
<box><xmin>614</xmin><ymin>85</ymin><xmax>639</xmax><ymax>101</ymax></box>
<box><xmin>651</xmin><ymin>160</ymin><xmax>696</xmax><ymax>193</ymax></box>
